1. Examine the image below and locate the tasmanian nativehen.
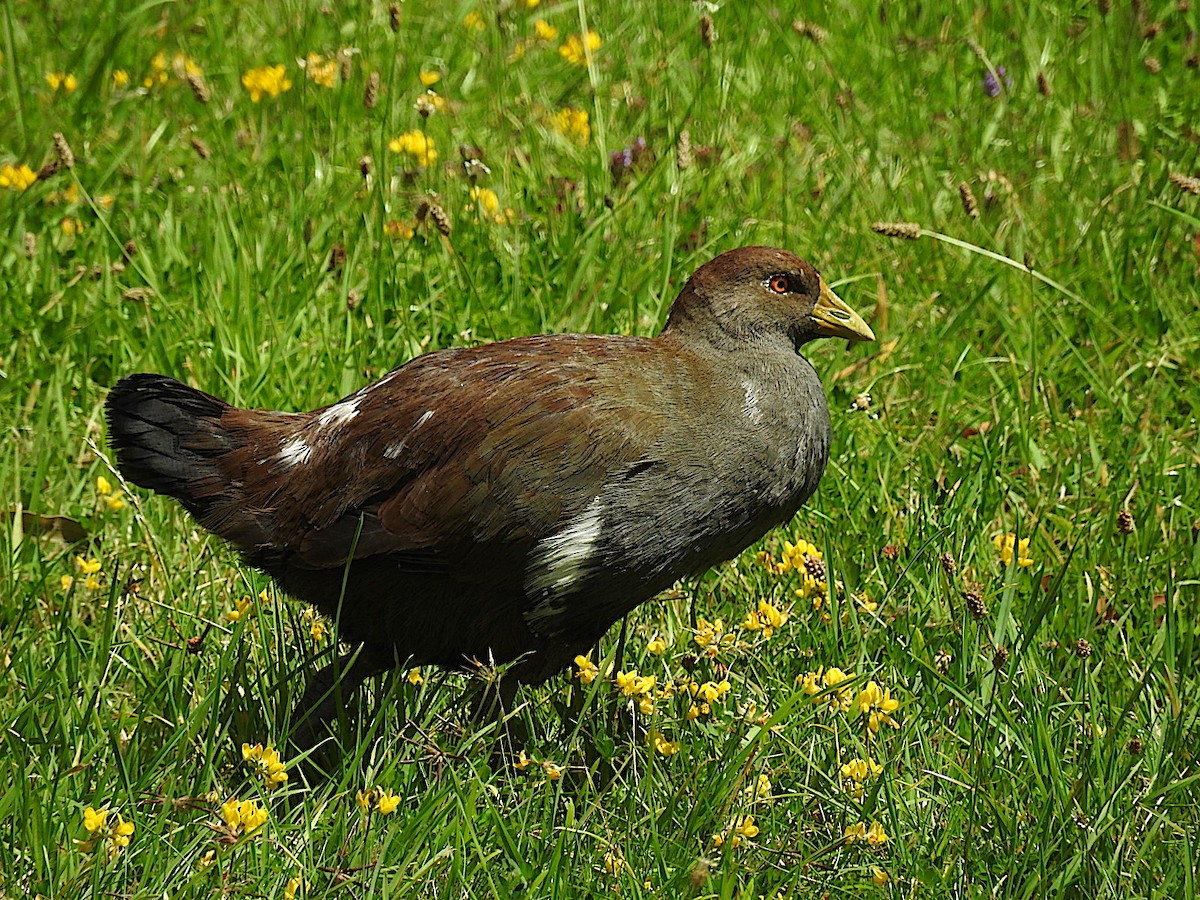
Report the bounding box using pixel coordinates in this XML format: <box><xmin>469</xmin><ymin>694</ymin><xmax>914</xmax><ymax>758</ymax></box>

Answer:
<box><xmin>106</xmin><ymin>246</ymin><xmax>873</xmax><ymax>748</ymax></box>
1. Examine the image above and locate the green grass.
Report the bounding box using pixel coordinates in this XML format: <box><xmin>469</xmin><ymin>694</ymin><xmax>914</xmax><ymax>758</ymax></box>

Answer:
<box><xmin>2</xmin><ymin>0</ymin><xmax>1199</xmax><ymax>895</ymax></box>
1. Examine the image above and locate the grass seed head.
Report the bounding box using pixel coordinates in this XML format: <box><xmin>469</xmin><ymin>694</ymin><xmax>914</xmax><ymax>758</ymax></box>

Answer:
<box><xmin>871</xmin><ymin>221</ymin><xmax>921</xmax><ymax>239</ymax></box>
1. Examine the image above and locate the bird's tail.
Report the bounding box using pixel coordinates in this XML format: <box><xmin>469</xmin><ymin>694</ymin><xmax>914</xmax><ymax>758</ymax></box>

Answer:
<box><xmin>105</xmin><ymin>373</ymin><xmax>274</xmax><ymax>549</ymax></box>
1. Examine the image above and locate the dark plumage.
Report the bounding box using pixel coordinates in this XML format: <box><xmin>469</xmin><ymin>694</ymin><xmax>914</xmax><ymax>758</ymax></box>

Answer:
<box><xmin>105</xmin><ymin>246</ymin><xmax>873</xmax><ymax>746</ymax></box>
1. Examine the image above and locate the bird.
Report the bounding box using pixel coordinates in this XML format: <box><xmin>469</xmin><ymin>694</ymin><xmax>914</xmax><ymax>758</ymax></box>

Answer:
<box><xmin>105</xmin><ymin>246</ymin><xmax>874</xmax><ymax>751</ymax></box>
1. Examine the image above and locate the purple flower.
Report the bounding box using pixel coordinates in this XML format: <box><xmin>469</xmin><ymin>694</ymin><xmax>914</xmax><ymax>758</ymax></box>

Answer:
<box><xmin>982</xmin><ymin>66</ymin><xmax>1013</xmax><ymax>97</ymax></box>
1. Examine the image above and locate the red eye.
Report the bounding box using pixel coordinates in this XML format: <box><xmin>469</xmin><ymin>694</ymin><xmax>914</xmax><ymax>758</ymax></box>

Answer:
<box><xmin>768</xmin><ymin>275</ymin><xmax>790</xmax><ymax>294</ymax></box>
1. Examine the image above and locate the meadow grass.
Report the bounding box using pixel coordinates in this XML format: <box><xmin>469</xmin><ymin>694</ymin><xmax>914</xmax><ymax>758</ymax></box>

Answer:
<box><xmin>2</xmin><ymin>0</ymin><xmax>1199</xmax><ymax>896</ymax></box>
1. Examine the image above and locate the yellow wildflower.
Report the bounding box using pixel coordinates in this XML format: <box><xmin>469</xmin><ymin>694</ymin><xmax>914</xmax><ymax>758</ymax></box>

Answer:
<box><xmin>301</xmin><ymin>606</ymin><xmax>327</xmax><ymax>641</ymax></box>
<box><xmin>559</xmin><ymin>31</ymin><xmax>602</xmax><ymax>66</ymax></box>
<box><xmin>855</xmin><ymin>681</ymin><xmax>900</xmax><ymax>733</ymax></box>
<box><xmin>112</xmin><ymin>69</ymin><xmax>130</xmax><ymax>88</ymax></box>
<box><xmin>574</xmin><ymin>653</ymin><xmax>599</xmax><ymax>684</ymax></box>
<box><xmin>85</xmin><ymin>575</ymin><xmax>102</xmax><ymax>591</ymax></box>
<box><xmin>241</xmin><ymin>65</ymin><xmax>292</xmax><ymax>102</ymax></box>
<box><xmin>549</xmin><ymin>107</ymin><xmax>590</xmax><ymax>146</ymax></box>
<box><xmin>0</xmin><ymin>164</ymin><xmax>37</xmax><ymax>191</ymax></box>
<box><xmin>695</xmin><ymin>680</ymin><xmax>731</xmax><ymax>704</ymax></box>
<box><xmin>603</xmin><ymin>849</ymin><xmax>629</xmax><ymax>876</ymax></box>
<box><xmin>646</xmin><ymin>636</ymin><xmax>667</xmax><ymax>656</ymax></box>
<box><xmin>46</xmin><ymin>72</ymin><xmax>77</xmax><ymax>92</ymax></box>
<box><xmin>242</xmin><ymin>743</ymin><xmax>288</xmax><ymax>790</ymax></box>
<box><xmin>389</xmin><ymin>130</ymin><xmax>438</xmax><ymax>167</ymax></box>
<box><xmin>844</xmin><ymin>820</ymin><xmax>889</xmax><ymax>845</ymax></box>
<box><xmin>419</xmin><ymin>70</ymin><xmax>441</xmax><ymax>86</ymax></box>
<box><xmin>800</xmin><ymin>666</ymin><xmax>855</xmax><ymax>713</ymax></box>
<box><xmin>741</xmin><ymin>599</ymin><xmax>788</xmax><ymax>638</ymax></box>
<box><xmin>713</xmin><ymin>814</ymin><xmax>759</xmax><ymax>849</ymax></box>
<box><xmin>285</xmin><ymin>875</ymin><xmax>304</xmax><ymax>899</ymax></box>
<box><xmin>75</xmin><ymin>556</ymin><xmax>102</xmax><ymax>575</ymax></box>
<box><xmin>60</xmin><ymin>218</ymin><xmax>85</xmax><ymax>235</ymax></box>
<box><xmin>303</xmin><ymin>53</ymin><xmax>338</xmax><ymax>88</ymax></box>
<box><xmin>407</xmin><ymin>668</ymin><xmax>423</xmax><ymax>685</ymax></box>
<box><xmin>221</xmin><ymin>798</ymin><xmax>267</xmax><ymax>835</ymax></box>
<box><xmin>376</xmin><ymin>790</ymin><xmax>401</xmax><ymax>814</ymax></box>
<box><xmin>355</xmin><ymin>787</ymin><xmax>400</xmax><ymax>813</ymax></box>
<box><xmin>650</xmin><ymin>730</ymin><xmax>680</xmax><ymax>755</ymax></box>
<box><xmin>470</xmin><ymin>186</ymin><xmax>500</xmax><ymax>214</ymax></box>
<box><xmin>79</xmin><ymin>806</ymin><xmax>133</xmax><ymax>857</ymax></box>
<box><xmin>384</xmin><ymin>220</ymin><xmax>416</xmax><ymax>240</ymax></box>
<box><xmin>534</xmin><ymin>19</ymin><xmax>559</xmax><ymax>41</ymax></box>
<box><xmin>993</xmin><ymin>532</ymin><xmax>1034</xmax><ymax>567</ymax></box>
<box><xmin>541</xmin><ymin>761</ymin><xmax>564</xmax><ymax>780</ymax></box>
<box><xmin>871</xmin><ymin>867</ymin><xmax>890</xmax><ymax>885</ymax></box>
<box><xmin>463</xmin><ymin>10</ymin><xmax>485</xmax><ymax>31</ymax></box>
<box><xmin>686</xmin><ymin>703</ymin><xmax>702</xmax><ymax>721</ymax></box>
<box><xmin>514</xmin><ymin>750</ymin><xmax>534</xmax><ymax>771</ymax></box>
<box><xmin>751</xmin><ymin>773</ymin><xmax>772</xmax><ymax>801</ymax></box>
<box><xmin>96</xmin><ymin>476</ymin><xmax>112</xmax><ymax>495</ymax></box>
<box><xmin>615</xmin><ymin>670</ymin><xmax>656</xmax><ymax>697</ymax></box>
<box><xmin>225</xmin><ymin>596</ymin><xmax>253</xmax><ymax>623</ymax></box>
<box><xmin>60</xmin><ymin>575</ymin><xmax>74</xmax><ymax>591</ymax></box>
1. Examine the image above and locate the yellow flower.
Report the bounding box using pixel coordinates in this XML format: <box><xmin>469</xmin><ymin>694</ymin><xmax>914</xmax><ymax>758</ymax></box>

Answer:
<box><xmin>844</xmin><ymin>820</ymin><xmax>889</xmax><ymax>845</ymax></box>
<box><xmin>242</xmin><ymin>743</ymin><xmax>288</xmax><ymax>790</ymax></box>
<box><xmin>285</xmin><ymin>875</ymin><xmax>304</xmax><ymax>899</ymax></box>
<box><xmin>542</xmin><ymin>761</ymin><xmax>564</xmax><ymax>780</ymax></box>
<box><xmin>225</xmin><ymin>596</ymin><xmax>253</xmax><ymax>623</ymax></box>
<box><xmin>638</xmin><ymin>695</ymin><xmax>655</xmax><ymax>715</ymax></box>
<box><xmin>60</xmin><ymin>218</ymin><xmax>85</xmax><ymax>235</ymax></box>
<box><xmin>514</xmin><ymin>750</ymin><xmax>534</xmax><ymax>771</ymax></box>
<box><xmin>696</xmin><ymin>680</ymin><xmax>731</xmax><ymax>704</ymax></box>
<box><xmin>525</xmin><ymin>0</ymin><xmax>540</xmax><ymax>7</ymax></box>
<box><xmin>993</xmin><ymin>532</ymin><xmax>1033</xmax><ymax>567</ymax></box>
<box><xmin>388</xmin><ymin>130</ymin><xmax>438</xmax><ymax>167</ymax></box>
<box><xmin>549</xmin><ymin>107</ymin><xmax>590</xmax><ymax>146</ymax></box>
<box><xmin>85</xmin><ymin>575</ymin><xmax>102</xmax><ymax>591</ymax></box>
<box><xmin>686</xmin><ymin>703</ymin><xmax>701</xmax><ymax>721</ymax></box>
<box><xmin>742</xmin><ymin>599</ymin><xmax>788</xmax><ymax>638</ymax></box>
<box><xmin>60</xmin><ymin>574</ymin><xmax>74</xmax><ymax>591</ymax></box>
<box><xmin>75</xmin><ymin>556</ymin><xmax>102</xmax><ymax>575</ymax></box>
<box><xmin>559</xmin><ymin>31</ymin><xmax>602</xmax><ymax>66</ymax></box>
<box><xmin>752</xmin><ymin>773</ymin><xmax>772</xmax><ymax>801</ymax></box>
<box><xmin>534</xmin><ymin>19</ymin><xmax>558</xmax><ymax>41</ymax></box>
<box><xmin>713</xmin><ymin>814</ymin><xmax>758</xmax><ymax>849</ymax></box>
<box><xmin>602</xmin><ymin>849</ymin><xmax>629</xmax><ymax>876</ymax></box>
<box><xmin>301</xmin><ymin>606</ymin><xmax>327</xmax><ymax>640</ymax></box>
<box><xmin>83</xmin><ymin>806</ymin><xmax>108</xmax><ymax>833</ymax></box>
<box><xmin>871</xmin><ymin>867</ymin><xmax>890</xmax><ymax>886</ymax></box>
<box><xmin>646</xmin><ymin>637</ymin><xmax>666</xmax><ymax>656</ymax></box>
<box><xmin>241</xmin><ymin>65</ymin><xmax>292</xmax><ymax>102</ymax></box>
<box><xmin>419</xmin><ymin>70</ymin><xmax>441</xmax><ymax>86</ymax></box>
<box><xmin>855</xmin><ymin>681</ymin><xmax>900</xmax><ymax>732</ymax></box>
<box><xmin>376</xmin><ymin>790</ymin><xmax>401</xmax><ymax>814</ymax></box>
<box><xmin>800</xmin><ymin>666</ymin><xmax>855</xmax><ymax>713</ymax></box>
<box><xmin>112</xmin><ymin>69</ymin><xmax>130</xmax><ymax>88</ymax></box>
<box><xmin>79</xmin><ymin>806</ymin><xmax>133</xmax><ymax>857</ymax></box>
<box><xmin>651</xmin><ymin>731</ymin><xmax>680</xmax><ymax>755</ymax></box>
<box><xmin>470</xmin><ymin>186</ymin><xmax>500</xmax><ymax>215</ymax></box>
<box><xmin>574</xmin><ymin>653</ymin><xmax>599</xmax><ymax>684</ymax></box>
<box><xmin>384</xmin><ymin>220</ymin><xmax>416</xmax><ymax>240</ymax></box>
<box><xmin>46</xmin><ymin>72</ymin><xmax>77</xmax><ymax>92</ymax></box>
<box><xmin>303</xmin><ymin>53</ymin><xmax>338</xmax><ymax>88</ymax></box>
<box><xmin>463</xmin><ymin>10</ymin><xmax>485</xmax><ymax>31</ymax></box>
<box><xmin>96</xmin><ymin>476</ymin><xmax>112</xmax><ymax>495</ymax></box>
<box><xmin>0</xmin><ymin>164</ymin><xmax>37</xmax><ymax>191</ymax></box>
<box><xmin>221</xmin><ymin>797</ymin><xmax>267</xmax><ymax>835</ymax></box>
<box><xmin>407</xmin><ymin>668</ymin><xmax>423</xmax><ymax>685</ymax></box>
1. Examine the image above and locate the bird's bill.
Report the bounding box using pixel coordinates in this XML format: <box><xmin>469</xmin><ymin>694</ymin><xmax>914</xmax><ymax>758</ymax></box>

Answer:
<box><xmin>810</xmin><ymin>279</ymin><xmax>875</xmax><ymax>341</ymax></box>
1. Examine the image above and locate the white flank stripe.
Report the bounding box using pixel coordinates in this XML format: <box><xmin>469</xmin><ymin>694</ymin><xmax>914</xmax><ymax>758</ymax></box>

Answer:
<box><xmin>524</xmin><ymin>497</ymin><xmax>606</xmax><ymax>629</ymax></box>
<box><xmin>278</xmin><ymin>434</ymin><xmax>313</xmax><ymax>467</ymax></box>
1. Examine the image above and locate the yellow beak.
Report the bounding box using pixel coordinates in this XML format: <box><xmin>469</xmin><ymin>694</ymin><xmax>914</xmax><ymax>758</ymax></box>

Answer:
<box><xmin>810</xmin><ymin>279</ymin><xmax>875</xmax><ymax>342</ymax></box>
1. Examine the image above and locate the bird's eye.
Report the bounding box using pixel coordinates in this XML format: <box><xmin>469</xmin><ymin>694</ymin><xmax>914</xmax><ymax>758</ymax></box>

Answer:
<box><xmin>768</xmin><ymin>274</ymin><xmax>791</xmax><ymax>294</ymax></box>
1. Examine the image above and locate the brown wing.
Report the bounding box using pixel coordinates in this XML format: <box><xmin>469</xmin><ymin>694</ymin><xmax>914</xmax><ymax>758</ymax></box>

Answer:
<box><xmin>225</xmin><ymin>334</ymin><xmax>669</xmax><ymax>581</ymax></box>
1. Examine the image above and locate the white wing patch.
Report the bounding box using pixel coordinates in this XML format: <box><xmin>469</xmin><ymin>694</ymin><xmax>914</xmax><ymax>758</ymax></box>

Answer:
<box><xmin>317</xmin><ymin>398</ymin><xmax>360</xmax><ymax>428</ymax></box>
<box><xmin>523</xmin><ymin>496</ymin><xmax>606</xmax><ymax>632</ymax></box>
<box><xmin>277</xmin><ymin>434</ymin><xmax>313</xmax><ymax>468</ymax></box>
<box><xmin>741</xmin><ymin>375</ymin><xmax>763</xmax><ymax>425</ymax></box>
<box><xmin>383</xmin><ymin>410</ymin><xmax>434</xmax><ymax>459</ymax></box>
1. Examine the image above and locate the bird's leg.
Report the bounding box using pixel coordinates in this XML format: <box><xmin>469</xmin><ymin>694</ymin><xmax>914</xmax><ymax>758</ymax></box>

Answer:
<box><xmin>289</xmin><ymin>644</ymin><xmax>391</xmax><ymax>776</ymax></box>
<box><xmin>613</xmin><ymin>615</ymin><xmax>630</xmax><ymax>673</ymax></box>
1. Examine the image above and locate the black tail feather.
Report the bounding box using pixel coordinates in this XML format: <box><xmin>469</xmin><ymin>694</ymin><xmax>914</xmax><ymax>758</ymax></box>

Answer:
<box><xmin>105</xmin><ymin>374</ymin><xmax>232</xmax><ymax>518</ymax></box>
